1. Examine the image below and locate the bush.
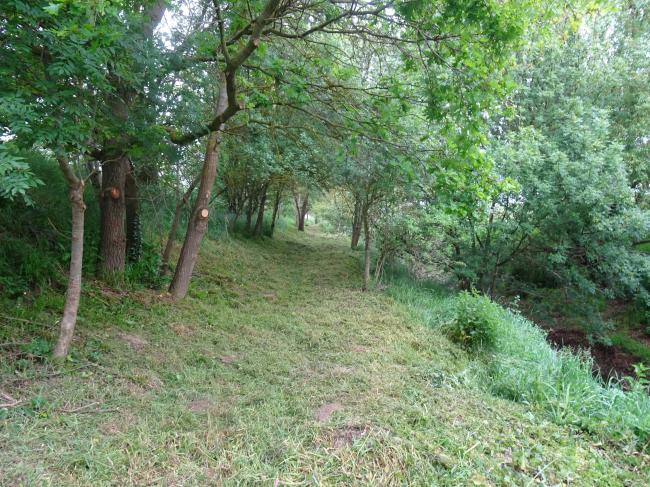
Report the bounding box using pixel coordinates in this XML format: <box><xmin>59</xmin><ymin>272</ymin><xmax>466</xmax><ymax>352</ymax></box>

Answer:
<box><xmin>447</xmin><ymin>291</ymin><xmax>501</xmax><ymax>350</ymax></box>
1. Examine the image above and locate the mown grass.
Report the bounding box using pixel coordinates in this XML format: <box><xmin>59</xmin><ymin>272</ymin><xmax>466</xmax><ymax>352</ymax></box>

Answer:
<box><xmin>1</xmin><ymin>229</ymin><xmax>649</xmax><ymax>485</ymax></box>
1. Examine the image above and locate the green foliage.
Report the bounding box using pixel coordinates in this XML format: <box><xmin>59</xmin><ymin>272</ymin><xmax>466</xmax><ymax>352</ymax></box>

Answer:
<box><xmin>0</xmin><ymin>145</ymin><xmax>43</xmax><ymax>205</ymax></box>
<box><xmin>124</xmin><ymin>241</ymin><xmax>165</xmax><ymax>289</ymax></box>
<box><xmin>481</xmin><ymin>306</ymin><xmax>650</xmax><ymax>448</ymax></box>
<box><xmin>388</xmin><ymin>273</ymin><xmax>650</xmax><ymax>450</ymax></box>
<box><xmin>447</xmin><ymin>291</ymin><xmax>500</xmax><ymax>350</ymax></box>
<box><xmin>414</xmin><ymin>14</ymin><xmax>650</xmax><ymax>329</ymax></box>
<box><xmin>21</xmin><ymin>338</ymin><xmax>52</xmax><ymax>359</ymax></box>
<box><xmin>0</xmin><ymin>152</ymin><xmax>99</xmax><ymax>295</ymax></box>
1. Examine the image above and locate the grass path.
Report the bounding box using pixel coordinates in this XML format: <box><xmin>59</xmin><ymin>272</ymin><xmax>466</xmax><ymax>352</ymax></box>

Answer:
<box><xmin>1</xmin><ymin>230</ymin><xmax>648</xmax><ymax>485</ymax></box>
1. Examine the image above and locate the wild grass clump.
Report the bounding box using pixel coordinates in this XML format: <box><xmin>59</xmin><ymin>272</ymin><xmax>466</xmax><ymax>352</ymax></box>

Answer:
<box><xmin>387</xmin><ymin>277</ymin><xmax>650</xmax><ymax>450</ymax></box>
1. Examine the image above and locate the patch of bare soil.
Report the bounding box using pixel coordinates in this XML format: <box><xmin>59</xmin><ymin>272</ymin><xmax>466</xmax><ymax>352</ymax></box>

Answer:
<box><xmin>331</xmin><ymin>425</ymin><xmax>369</xmax><ymax>449</ymax></box>
<box><xmin>188</xmin><ymin>399</ymin><xmax>214</xmax><ymax>412</ymax></box>
<box><xmin>99</xmin><ymin>287</ymin><xmax>128</xmax><ymax>301</ymax></box>
<box><xmin>315</xmin><ymin>402</ymin><xmax>342</xmax><ymax>422</ymax></box>
<box><xmin>100</xmin><ymin>412</ymin><xmax>135</xmax><ymax>435</ymax></box>
<box><xmin>629</xmin><ymin>328</ymin><xmax>650</xmax><ymax>348</ymax></box>
<box><xmin>117</xmin><ymin>332</ymin><xmax>148</xmax><ymax>351</ymax></box>
<box><xmin>261</xmin><ymin>292</ymin><xmax>277</xmax><ymax>302</ymax></box>
<box><xmin>219</xmin><ymin>354</ymin><xmax>238</xmax><ymax>365</ymax></box>
<box><xmin>172</xmin><ymin>324</ymin><xmax>195</xmax><ymax>336</ymax></box>
<box><xmin>331</xmin><ymin>365</ymin><xmax>354</xmax><ymax>376</ymax></box>
<box><xmin>547</xmin><ymin>328</ymin><xmax>639</xmax><ymax>379</ymax></box>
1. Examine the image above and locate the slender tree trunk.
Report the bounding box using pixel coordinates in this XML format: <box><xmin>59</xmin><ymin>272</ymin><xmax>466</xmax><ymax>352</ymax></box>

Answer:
<box><xmin>168</xmin><ymin>76</ymin><xmax>228</xmax><ymax>299</ymax></box>
<box><xmin>245</xmin><ymin>191</ymin><xmax>255</xmax><ymax>233</ymax></box>
<box><xmin>98</xmin><ymin>155</ymin><xmax>127</xmax><ymax>276</ymax></box>
<box><xmin>227</xmin><ymin>192</ymin><xmax>242</xmax><ymax>231</ymax></box>
<box><xmin>231</xmin><ymin>208</ymin><xmax>241</xmax><ymax>231</ymax></box>
<box><xmin>53</xmin><ymin>158</ymin><xmax>86</xmax><ymax>359</ymax></box>
<box><xmin>293</xmin><ymin>193</ymin><xmax>301</xmax><ymax>228</ymax></box>
<box><xmin>254</xmin><ymin>182</ymin><xmax>269</xmax><ymax>237</ymax></box>
<box><xmin>161</xmin><ymin>175</ymin><xmax>200</xmax><ymax>273</ymax></box>
<box><xmin>168</xmin><ymin>131</ymin><xmax>220</xmax><ymax>298</ymax></box>
<box><xmin>125</xmin><ymin>160</ymin><xmax>141</xmax><ymax>262</ymax></box>
<box><xmin>362</xmin><ymin>208</ymin><xmax>370</xmax><ymax>291</ymax></box>
<box><xmin>270</xmin><ymin>189</ymin><xmax>281</xmax><ymax>237</ymax></box>
<box><xmin>86</xmin><ymin>161</ymin><xmax>102</xmax><ymax>200</ymax></box>
<box><xmin>351</xmin><ymin>197</ymin><xmax>362</xmax><ymax>249</ymax></box>
<box><xmin>294</xmin><ymin>192</ymin><xmax>309</xmax><ymax>231</ymax></box>
<box><xmin>301</xmin><ymin>194</ymin><xmax>309</xmax><ymax>231</ymax></box>
<box><xmin>374</xmin><ymin>250</ymin><xmax>386</xmax><ymax>286</ymax></box>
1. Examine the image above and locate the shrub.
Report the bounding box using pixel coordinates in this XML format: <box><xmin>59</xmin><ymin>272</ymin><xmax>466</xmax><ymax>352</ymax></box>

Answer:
<box><xmin>447</xmin><ymin>291</ymin><xmax>501</xmax><ymax>350</ymax></box>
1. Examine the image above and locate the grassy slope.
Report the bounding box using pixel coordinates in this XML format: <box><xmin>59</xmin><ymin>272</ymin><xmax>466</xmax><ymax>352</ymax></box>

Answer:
<box><xmin>1</xmin><ymin>230</ymin><xmax>649</xmax><ymax>486</ymax></box>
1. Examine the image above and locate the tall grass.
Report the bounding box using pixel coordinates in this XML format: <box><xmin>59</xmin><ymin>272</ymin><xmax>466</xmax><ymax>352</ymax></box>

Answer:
<box><xmin>386</xmin><ymin>274</ymin><xmax>650</xmax><ymax>450</ymax></box>
<box><xmin>482</xmin><ymin>303</ymin><xmax>650</xmax><ymax>448</ymax></box>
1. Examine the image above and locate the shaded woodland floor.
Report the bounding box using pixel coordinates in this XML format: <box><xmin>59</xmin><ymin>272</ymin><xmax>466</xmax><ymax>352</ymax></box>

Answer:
<box><xmin>1</xmin><ymin>229</ymin><xmax>649</xmax><ymax>485</ymax></box>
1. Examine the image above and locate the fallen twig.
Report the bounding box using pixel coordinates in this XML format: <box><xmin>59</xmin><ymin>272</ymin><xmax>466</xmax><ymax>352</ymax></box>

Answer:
<box><xmin>4</xmin><ymin>363</ymin><xmax>93</xmax><ymax>385</ymax></box>
<box><xmin>0</xmin><ymin>314</ymin><xmax>45</xmax><ymax>325</ymax></box>
<box><xmin>59</xmin><ymin>401</ymin><xmax>100</xmax><ymax>413</ymax></box>
<box><xmin>67</xmin><ymin>408</ymin><xmax>118</xmax><ymax>414</ymax></box>
<box><xmin>0</xmin><ymin>341</ymin><xmax>30</xmax><ymax>348</ymax></box>
<box><xmin>0</xmin><ymin>391</ymin><xmax>24</xmax><ymax>408</ymax></box>
<box><xmin>57</xmin><ymin>402</ymin><xmax>118</xmax><ymax>415</ymax></box>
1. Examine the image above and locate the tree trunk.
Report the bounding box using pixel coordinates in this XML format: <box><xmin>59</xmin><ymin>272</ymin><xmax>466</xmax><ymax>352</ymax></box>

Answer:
<box><xmin>270</xmin><ymin>189</ymin><xmax>281</xmax><ymax>237</ymax></box>
<box><xmin>161</xmin><ymin>175</ymin><xmax>200</xmax><ymax>273</ymax></box>
<box><xmin>245</xmin><ymin>191</ymin><xmax>255</xmax><ymax>234</ymax></box>
<box><xmin>168</xmin><ymin>74</ymin><xmax>229</xmax><ymax>299</ymax></box>
<box><xmin>86</xmin><ymin>161</ymin><xmax>102</xmax><ymax>200</ymax></box>
<box><xmin>227</xmin><ymin>192</ymin><xmax>241</xmax><ymax>231</ymax></box>
<box><xmin>294</xmin><ymin>192</ymin><xmax>309</xmax><ymax>231</ymax></box>
<box><xmin>254</xmin><ymin>182</ymin><xmax>269</xmax><ymax>237</ymax></box>
<box><xmin>168</xmin><ymin>131</ymin><xmax>220</xmax><ymax>298</ymax></box>
<box><xmin>53</xmin><ymin>158</ymin><xmax>86</xmax><ymax>359</ymax></box>
<box><xmin>374</xmin><ymin>250</ymin><xmax>386</xmax><ymax>286</ymax></box>
<box><xmin>351</xmin><ymin>196</ymin><xmax>362</xmax><ymax>249</ymax></box>
<box><xmin>294</xmin><ymin>201</ymin><xmax>300</xmax><ymax>227</ymax></box>
<box><xmin>301</xmin><ymin>194</ymin><xmax>309</xmax><ymax>231</ymax></box>
<box><xmin>98</xmin><ymin>155</ymin><xmax>127</xmax><ymax>276</ymax></box>
<box><xmin>125</xmin><ymin>160</ymin><xmax>141</xmax><ymax>262</ymax></box>
<box><xmin>231</xmin><ymin>207</ymin><xmax>241</xmax><ymax>231</ymax></box>
<box><xmin>94</xmin><ymin>2</ymin><xmax>167</xmax><ymax>274</ymax></box>
<box><xmin>362</xmin><ymin>208</ymin><xmax>370</xmax><ymax>291</ymax></box>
